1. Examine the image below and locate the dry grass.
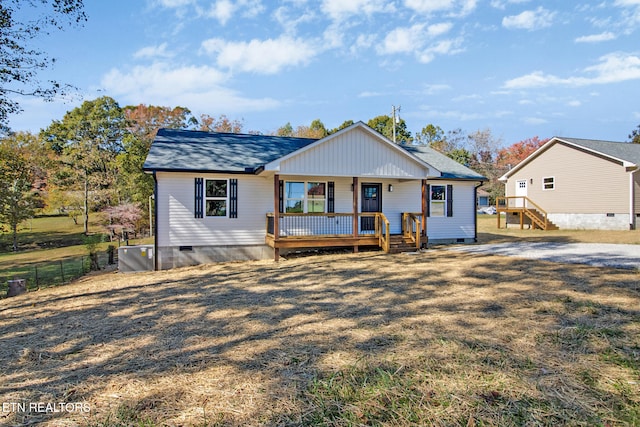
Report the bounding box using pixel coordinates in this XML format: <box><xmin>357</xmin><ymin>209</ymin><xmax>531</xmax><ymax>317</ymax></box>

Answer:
<box><xmin>1</xmin><ymin>249</ymin><xmax>639</xmax><ymax>426</ymax></box>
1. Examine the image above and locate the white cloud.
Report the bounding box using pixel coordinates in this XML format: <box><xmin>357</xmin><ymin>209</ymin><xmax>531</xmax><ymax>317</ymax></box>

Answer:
<box><xmin>207</xmin><ymin>0</ymin><xmax>235</xmax><ymax>24</ymax></box>
<box><xmin>133</xmin><ymin>43</ymin><xmax>173</xmax><ymax>59</ymax></box>
<box><xmin>203</xmin><ymin>0</ymin><xmax>265</xmax><ymax>24</ymax></box>
<box><xmin>404</xmin><ymin>0</ymin><xmax>477</xmax><ymax>16</ymax></box>
<box><xmin>490</xmin><ymin>0</ymin><xmax>530</xmax><ymax>10</ymax></box>
<box><xmin>154</xmin><ymin>0</ymin><xmax>194</xmax><ymax>7</ymax></box>
<box><xmin>503</xmin><ymin>52</ymin><xmax>640</xmax><ymax>88</ymax></box>
<box><xmin>575</xmin><ymin>31</ymin><xmax>616</xmax><ymax>43</ymax></box>
<box><xmin>101</xmin><ymin>62</ymin><xmax>279</xmax><ymax>113</ymax></box>
<box><xmin>201</xmin><ymin>36</ymin><xmax>319</xmax><ymax>74</ymax></box>
<box><xmin>378</xmin><ymin>24</ymin><xmax>427</xmax><ymax>54</ymax></box>
<box><xmin>523</xmin><ymin>117</ymin><xmax>548</xmax><ymax>125</ymax></box>
<box><xmin>502</xmin><ymin>7</ymin><xmax>556</xmax><ymax>30</ymax></box>
<box><xmin>417</xmin><ymin>37</ymin><xmax>464</xmax><ymax>63</ymax></box>
<box><xmin>567</xmin><ymin>100</ymin><xmax>581</xmax><ymax>107</ymax></box>
<box><xmin>321</xmin><ymin>0</ymin><xmax>394</xmax><ymax>21</ymax></box>
<box><xmin>615</xmin><ymin>0</ymin><xmax>640</xmax><ymax>5</ymax></box>
<box><xmin>377</xmin><ymin>22</ymin><xmax>454</xmax><ymax>58</ymax></box>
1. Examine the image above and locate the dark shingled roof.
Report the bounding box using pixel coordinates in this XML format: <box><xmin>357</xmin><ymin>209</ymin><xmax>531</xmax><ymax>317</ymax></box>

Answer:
<box><xmin>557</xmin><ymin>137</ymin><xmax>640</xmax><ymax>165</ymax></box>
<box><xmin>144</xmin><ymin>127</ymin><xmax>486</xmax><ymax>181</ymax></box>
<box><xmin>143</xmin><ymin>128</ymin><xmax>317</xmax><ymax>173</ymax></box>
<box><xmin>404</xmin><ymin>145</ymin><xmax>486</xmax><ymax>180</ymax></box>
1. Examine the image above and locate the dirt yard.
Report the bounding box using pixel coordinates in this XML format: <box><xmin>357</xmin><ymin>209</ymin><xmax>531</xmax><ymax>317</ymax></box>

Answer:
<box><xmin>1</xmin><ymin>249</ymin><xmax>639</xmax><ymax>426</ymax></box>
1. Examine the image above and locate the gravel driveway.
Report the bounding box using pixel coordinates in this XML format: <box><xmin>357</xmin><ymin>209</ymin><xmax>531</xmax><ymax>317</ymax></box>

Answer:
<box><xmin>450</xmin><ymin>242</ymin><xmax>640</xmax><ymax>270</ymax></box>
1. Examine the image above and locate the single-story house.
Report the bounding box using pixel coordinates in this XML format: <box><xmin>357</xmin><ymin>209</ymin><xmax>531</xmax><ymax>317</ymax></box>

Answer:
<box><xmin>143</xmin><ymin>122</ymin><xmax>486</xmax><ymax>269</ymax></box>
<box><xmin>498</xmin><ymin>136</ymin><xmax>640</xmax><ymax>230</ymax></box>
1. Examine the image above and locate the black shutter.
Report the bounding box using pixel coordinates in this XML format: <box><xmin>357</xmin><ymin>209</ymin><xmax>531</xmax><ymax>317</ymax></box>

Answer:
<box><xmin>446</xmin><ymin>184</ymin><xmax>453</xmax><ymax>217</ymax></box>
<box><xmin>327</xmin><ymin>181</ymin><xmax>335</xmax><ymax>213</ymax></box>
<box><xmin>194</xmin><ymin>178</ymin><xmax>203</xmax><ymax>218</ymax></box>
<box><xmin>279</xmin><ymin>180</ymin><xmax>284</xmax><ymax>213</ymax></box>
<box><xmin>229</xmin><ymin>179</ymin><xmax>238</xmax><ymax>218</ymax></box>
<box><xmin>426</xmin><ymin>184</ymin><xmax>431</xmax><ymax>217</ymax></box>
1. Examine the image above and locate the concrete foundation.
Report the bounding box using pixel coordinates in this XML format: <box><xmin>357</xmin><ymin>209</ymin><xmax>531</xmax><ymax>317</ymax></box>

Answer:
<box><xmin>157</xmin><ymin>245</ymin><xmax>275</xmax><ymax>270</ymax></box>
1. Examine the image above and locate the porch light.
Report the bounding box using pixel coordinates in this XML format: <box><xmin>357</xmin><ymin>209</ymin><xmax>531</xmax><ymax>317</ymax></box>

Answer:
<box><xmin>388</xmin><ymin>184</ymin><xmax>393</xmax><ymax>192</ymax></box>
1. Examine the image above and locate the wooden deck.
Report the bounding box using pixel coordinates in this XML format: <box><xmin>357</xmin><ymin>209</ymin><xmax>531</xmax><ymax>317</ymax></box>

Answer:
<box><xmin>496</xmin><ymin>197</ymin><xmax>559</xmax><ymax>230</ymax></box>
<box><xmin>265</xmin><ymin>212</ymin><xmax>427</xmax><ymax>260</ymax></box>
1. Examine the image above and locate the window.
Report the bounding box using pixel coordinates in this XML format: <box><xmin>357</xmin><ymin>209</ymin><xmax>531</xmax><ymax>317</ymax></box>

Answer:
<box><xmin>542</xmin><ymin>177</ymin><xmax>555</xmax><ymax>190</ymax></box>
<box><xmin>430</xmin><ymin>185</ymin><xmax>446</xmax><ymax>217</ymax></box>
<box><xmin>285</xmin><ymin>181</ymin><xmax>326</xmax><ymax>213</ymax></box>
<box><xmin>205</xmin><ymin>179</ymin><xmax>227</xmax><ymax>216</ymax></box>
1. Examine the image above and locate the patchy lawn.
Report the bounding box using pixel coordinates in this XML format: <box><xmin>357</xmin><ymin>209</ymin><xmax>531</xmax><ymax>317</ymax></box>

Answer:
<box><xmin>1</xmin><ymin>250</ymin><xmax>639</xmax><ymax>426</ymax></box>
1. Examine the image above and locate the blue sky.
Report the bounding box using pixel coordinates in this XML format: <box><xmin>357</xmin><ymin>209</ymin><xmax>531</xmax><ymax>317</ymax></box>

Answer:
<box><xmin>9</xmin><ymin>0</ymin><xmax>640</xmax><ymax>146</ymax></box>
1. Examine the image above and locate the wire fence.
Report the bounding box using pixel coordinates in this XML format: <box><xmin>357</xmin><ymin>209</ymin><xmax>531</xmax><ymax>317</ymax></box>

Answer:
<box><xmin>1</xmin><ymin>248</ymin><xmax>118</xmax><ymax>297</ymax></box>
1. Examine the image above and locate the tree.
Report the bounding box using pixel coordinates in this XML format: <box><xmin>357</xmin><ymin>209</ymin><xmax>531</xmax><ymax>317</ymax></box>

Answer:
<box><xmin>329</xmin><ymin>120</ymin><xmax>354</xmax><ymax>134</ymax></box>
<box><xmin>496</xmin><ymin>136</ymin><xmax>548</xmax><ymax>171</ymax></box>
<box><xmin>467</xmin><ymin>129</ymin><xmax>504</xmax><ymax>202</ymax></box>
<box><xmin>629</xmin><ymin>125</ymin><xmax>640</xmax><ymax>144</ymax></box>
<box><xmin>198</xmin><ymin>114</ymin><xmax>243</xmax><ymax>133</ymax></box>
<box><xmin>102</xmin><ymin>202</ymin><xmax>143</xmax><ymax>242</ymax></box>
<box><xmin>276</xmin><ymin>122</ymin><xmax>294</xmax><ymax>137</ymax></box>
<box><xmin>414</xmin><ymin>124</ymin><xmax>445</xmax><ymax>146</ymax></box>
<box><xmin>367</xmin><ymin>115</ymin><xmax>412</xmax><ymax>144</ymax></box>
<box><xmin>0</xmin><ymin>135</ymin><xmax>41</xmax><ymax>251</ymax></box>
<box><xmin>42</xmin><ymin>96</ymin><xmax>126</xmax><ymax>234</ymax></box>
<box><xmin>0</xmin><ymin>0</ymin><xmax>86</xmax><ymax>133</ymax></box>
<box><xmin>118</xmin><ymin>105</ymin><xmax>196</xmax><ymax>213</ymax></box>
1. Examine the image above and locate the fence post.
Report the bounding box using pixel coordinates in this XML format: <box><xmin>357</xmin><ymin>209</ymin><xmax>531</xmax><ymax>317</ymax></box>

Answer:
<box><xmin>60</xmin><ymin>260</ymin><xmax>65</xmax><ymax>283</ymax></box>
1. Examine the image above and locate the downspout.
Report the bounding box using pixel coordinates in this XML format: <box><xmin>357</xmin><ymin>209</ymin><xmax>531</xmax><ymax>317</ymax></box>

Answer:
<box><xmin>474</xmin><ymin>181</ymin><xmax>485</xmax><ymax>242</ymax></box>
<box><xmin>630</xmin><ymin>167</ymin><xmax>639</xmax><ymax>230</ymax></box>
<box><xmin>152</xmin><ymin>171</ymin><xmax>159</xmax><ymax>271</ymax></box>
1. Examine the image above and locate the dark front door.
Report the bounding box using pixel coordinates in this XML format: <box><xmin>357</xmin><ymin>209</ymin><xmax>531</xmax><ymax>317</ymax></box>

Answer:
<box><xmin>361</xmin><ymin>183</ymin><xmax>382</xmax><ymax>232</ymax></box>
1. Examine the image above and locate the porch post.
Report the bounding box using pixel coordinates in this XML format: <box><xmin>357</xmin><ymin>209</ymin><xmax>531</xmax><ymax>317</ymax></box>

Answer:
<box><xmin>352</xmin><ymin>177</ymin><xmax>359</xmax><ymax>253</ymax></box>
<box><xmin>421</xmin><ymin>179</ymin><xmax>428</xmax><ymax>247</ymax></box>
<box><xmin>273</xmin><ymin>174</ymin><xmax>280</xmax><ymax>261</ymax></box>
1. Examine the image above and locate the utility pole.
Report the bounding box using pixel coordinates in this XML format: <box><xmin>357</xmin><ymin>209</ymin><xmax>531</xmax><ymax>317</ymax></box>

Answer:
<box><xmin>391</xmin><ymin>105</ymin><xmax>401</xmax><ymax>143</ymax></box>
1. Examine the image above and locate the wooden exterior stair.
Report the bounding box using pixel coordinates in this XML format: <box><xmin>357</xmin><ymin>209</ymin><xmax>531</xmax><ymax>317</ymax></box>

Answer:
<box><xmin>496</xmin><ymin>196</ymin><xmax>559</xmax><ymax>231</ymax></box>
<box><xmin>388</xmin><ymin>235</ymin><xmax>420</xmax><ymax>254</ymax></box>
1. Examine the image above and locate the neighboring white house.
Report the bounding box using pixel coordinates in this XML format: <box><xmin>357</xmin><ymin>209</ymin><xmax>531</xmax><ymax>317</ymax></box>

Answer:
<box><xmin>143</xmin><ymin>122</ymin><xmax>486</xmax><ymax>269</ymax></box>
<box><xmin>499</xmin><ymin>136</ymin><xmax>640</xmax><ymax>230</ymax></box>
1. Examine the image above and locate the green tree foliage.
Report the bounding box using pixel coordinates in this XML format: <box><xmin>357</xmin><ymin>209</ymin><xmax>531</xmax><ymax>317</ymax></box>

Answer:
<box><xmin>0</xmin><ymin>0</ymin><xmax>86</xmax><ymax>132</ymax></box>
<box><xmin>42</xmin><ymin>96</ymin><xmax>126</xmax><ymax>234</ymax></box>
<box><xmin>629</xmin><ymin>125</ymin><xmax>640</xmax><ymax>144</ymax></box>
<box><xmin>118</xmin><ymin>105</ymin><xmax>196</xmax><ymax>217</ymax></box>
<box><xmin>276</xmin><ymin>122</ymin><xmax>294</xmax><ymax>137</ymax></box>
<box><xmin>0</xmin><ymin>133</ymin><xmax>42</xmax><ymax>250</ymax></box>
<box><xmin>367</xmin><ymin>115</ymin><xmax>412</xmax><ymax>144</ymax></box>
<box><xmin>329</xmin><ymin>120</ymin><xmax>355</xmax><ymax>134</ymax></box>
<box><xmin>414</xmin><ymin>124</ymin><xmax>445</xmax><ymax>146</ymax></box>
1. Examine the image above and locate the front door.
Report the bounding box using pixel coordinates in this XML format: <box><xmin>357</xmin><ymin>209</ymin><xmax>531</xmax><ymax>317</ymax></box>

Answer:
<box><xmin>361</xmin><ymin>183</ymin><xmax>382</xmax><ymax>232</ymax></box>
<box><xmin>515</xmin><ymin>180</ymin><xmax>527</xmax><ymax>207</ymax></box>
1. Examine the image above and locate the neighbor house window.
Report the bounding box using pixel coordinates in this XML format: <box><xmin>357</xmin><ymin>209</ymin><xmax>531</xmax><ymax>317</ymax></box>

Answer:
<box><xmin>205</xmin><ymin>179</ymin><xmax>228</xmax><ymax>216</ymax></box>
<box><xmin>542</xmin><ymin>177</ymin><xmax>555</xmax><ymax>190</ymax></box>
<box><xmin>285</xmin><ymin>181</ymin><xmax>326</xmax><ymax>213</ymax></box>
<box><xmin>430</xmin><ymin>185</ymin><xmax>446</xmax><ymax>217</ymax></box>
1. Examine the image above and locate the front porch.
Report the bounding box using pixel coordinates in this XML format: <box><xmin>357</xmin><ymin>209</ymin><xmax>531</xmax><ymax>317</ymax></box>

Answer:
<box><xmin>265</xmin><ymin>212</ymin><xmax>427</xmax><ymax>260</ymax></box>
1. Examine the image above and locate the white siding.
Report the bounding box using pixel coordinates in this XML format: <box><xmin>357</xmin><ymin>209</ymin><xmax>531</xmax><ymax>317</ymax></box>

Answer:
<box><xmin>278</xmin><ymin>127</ymin><xmax>430</xmax><ymax>178</ymax></box>
<box><xmin>426</xmin><ymin>181</ymin><xmax>477</xmax><ymax>240</ymax></box>
<box><xmin>156</xmin><ymin>172</ymin><xmax>273</xmax><ymax>247</ymax></box>
<box><xmin>156</xmin><ymin>172</ymin><xmax>477</xmax><ymax>247</ymax></box>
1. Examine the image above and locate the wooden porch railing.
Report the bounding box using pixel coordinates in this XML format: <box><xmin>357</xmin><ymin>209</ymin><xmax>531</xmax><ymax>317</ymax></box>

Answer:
<box><xmin>496</xmin><ymin>196</ymin><xmax>551</xmax><ymax>230</ymax></box>
<box><xmin>376</xmin><ymin>213</ymin><xmax>390</xmax><ymax>253</ymax></box>
<box><xmin>402</xmin><ymin>213</ymin><xmax>422</xmax><ymax>250</ymax></box>
<box><xmin>266</xmin><ymin>212</ymin><xmax>391</xmax><ymax>251</ymax></box>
